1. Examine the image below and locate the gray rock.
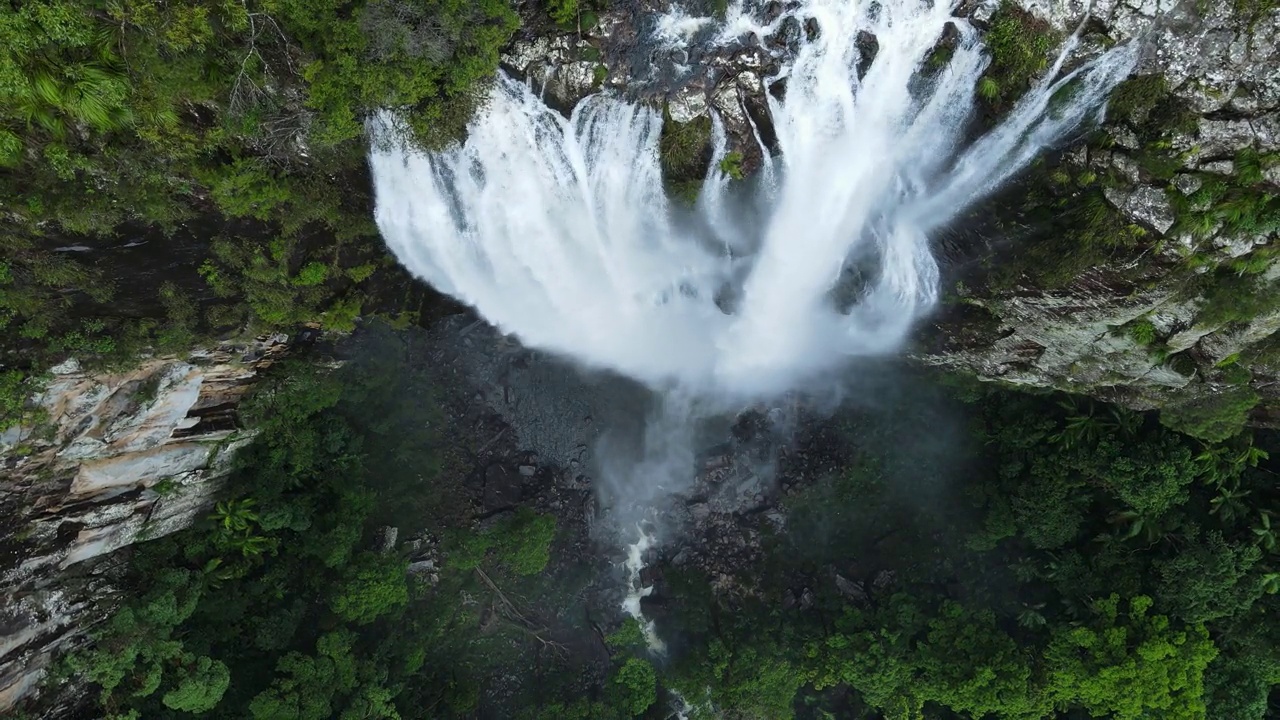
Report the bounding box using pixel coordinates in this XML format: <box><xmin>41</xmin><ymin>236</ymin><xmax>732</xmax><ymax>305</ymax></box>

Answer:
<box><xmin>1104</xmin><ymin>185</ymin><xmax>1175</xmax><ymax>234</ymax></box>
<box><xmin>668</xmin><ymin>84</ymin><xmax>709</xmax><ymax>123</ymax></box>
<box><xmin>379</xmin><ymin>526</ymin><xmax>399</xmax><ymax>554</ymax></box>
<box><xmin>1172</xmin><ymin>174</ymin><xmax>1203</xmax><ymax>196</ymax></box>
<box><xmin>1109</xmin><ymin>153</ymin><xmax>1142</xmax><ymax>183</ymax></box>
<box><xmin>1198</xmin><ymin>159</ymin><xmax>1234</xmax><ymax>175</ymax></box>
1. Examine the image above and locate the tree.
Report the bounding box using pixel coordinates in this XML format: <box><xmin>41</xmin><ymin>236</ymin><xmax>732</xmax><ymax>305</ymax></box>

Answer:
<box><xmin>1154</xmin><ymin>531</ymin><xmax>1263</xmax><ymax>624</ymax></box>
<box><xmin>162</xmin><ymin>656</ymin><xmax>231</xmax><ymax>713</ymax></box>
<box><xmin>609</xmin><ymin>658</ymin><xmax>657</xmax><ymax>717</ymax></box>
<box><xmin>1044</xmin><ymin>595</ymin><xmax>1217</xmax><ymax>719</ymax></box>
<box><xmin>329</xmin><ymin>552</ymin><xmax>409</xmax><ymax>625</ymax></box>
<box><xmin>249</xmin><ymin>631</ymin><xmax>359</xmax><ymax>720</ymax></box>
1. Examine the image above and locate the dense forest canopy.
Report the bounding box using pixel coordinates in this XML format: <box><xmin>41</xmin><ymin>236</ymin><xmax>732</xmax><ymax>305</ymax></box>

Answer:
<box><xmin>0</xmin><ymin>0</ymin><xmax>520</xmax><ymax>411</ymax></box>
<box><xmin>2</xmin><ymin>0</ymin><xmax>1280</xmax><ymax>719</ymax></box>
<box><xmin>31</xmin><ymin>341</ymin><xmax>1280</xmax><ymax>720</ymax></box>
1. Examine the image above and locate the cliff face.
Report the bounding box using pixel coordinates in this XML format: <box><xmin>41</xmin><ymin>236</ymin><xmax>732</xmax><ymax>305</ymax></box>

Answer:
<box><xmin>916</xmin><ymin>0</ymin><xmax>1280</xmax><ymax>435</ymax></box>
<box><xmin>504</xmin><ymin>0</ymin><xmax>1278</xmax><ymax>435</ymax></box>
<box><xmin>0</xmin><ymin>336</ymin><xmax>289</xmax><ymax>713</ymax></box>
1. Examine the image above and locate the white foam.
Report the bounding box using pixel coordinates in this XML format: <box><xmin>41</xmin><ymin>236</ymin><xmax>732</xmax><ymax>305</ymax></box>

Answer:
<box><xmin>371</xmin><ymin>0</ymin><xmax>1137</xmax><ymax>399</ymax></box>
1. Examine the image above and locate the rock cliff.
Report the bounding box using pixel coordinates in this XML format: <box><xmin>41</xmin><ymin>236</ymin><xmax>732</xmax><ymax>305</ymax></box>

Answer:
<box><xmin>0</xmin><ymin>335</ymin><xmax>289</xmax><ymax>713</ymax></box>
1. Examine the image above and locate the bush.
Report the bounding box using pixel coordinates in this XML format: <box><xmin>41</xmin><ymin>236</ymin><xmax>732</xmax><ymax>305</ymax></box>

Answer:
<box><xmin>1129</xmin><ymin>320</ymin><xmax>1158</xmax><ymax>346</ymax></box>
<box><xmin>609</xmin><ymin>658</ymin><xmax>657</xmax><ymax>717</ymax></box>
<box><xmin>1160</xmin><ymin>387</ymin><xmax>1260</xmax><ymax>442</ymax></box>
<box><xmin>978</xmin><ymin>4</ymin><xmax>1058</xmax><ymax>106</ymax></box>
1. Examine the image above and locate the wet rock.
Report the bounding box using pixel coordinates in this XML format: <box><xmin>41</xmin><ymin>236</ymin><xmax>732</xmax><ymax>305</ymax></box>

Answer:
<box><xmin>1198</xmin><ymin>159</ymin><xmax>1234</xmax><ymax>175</ymax></box>
<box><xmin>711</xmin><ymin>82</ymin><xmax>746</xmax><ymax>129</ymax></box>
<box><xmin>544</xmin><ymin>61</ymin><xmax>601</xmax><ymax>106</ymax></box>
<box><xmin>379</xmin><ymin>526</ymin><xmax>399</xmax><ymax>554</ymax></box>
<box><xmin>1104</xmin><ymin>185</ymin><xmax>1175</xmax><ymax>234</ymax></box>
<box><xmin>484</xmin><ymin>464</ymin><xmax>523</xmax><ymax>509</ymax></box>
<box><xmin>1172</xmin><ymin>174</ymin><xmax>1203</xmax><ymax>196</ymax></box>
<box><xmin>835</xmin><ymin>574</ymin><xmax>869</xmax><ymax>605</ymax></box>
<box><xmin>1109</xmin><ymin>153</ymin><xmax>1141</xmax><ymax>183</ymax></box>
<box><xmin>668</xmin><ymin>83</ymin><xmax>709</xmax><ymax>123</ymax></box>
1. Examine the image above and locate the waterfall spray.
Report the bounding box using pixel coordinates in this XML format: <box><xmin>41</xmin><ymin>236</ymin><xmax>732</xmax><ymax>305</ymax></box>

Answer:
<box><xmin>371</xmin><ymin>0</ymin><xmax>1137</xmax><ymax>666</ymax></box>
<box><xmin>371</xmin><ymin>0</ymin><xmax>1136</xmax><ymax>398</ymax></box>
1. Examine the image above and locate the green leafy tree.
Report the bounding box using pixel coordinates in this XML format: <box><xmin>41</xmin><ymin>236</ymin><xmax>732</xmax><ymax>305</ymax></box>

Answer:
<box><xmin>609</xmin><ymin>657</ymin><xmax>657</xmax><ymax>717</ymax></box>
<box><xmin>329</xmin><ymin>552</ymin><xmax>410</xmax><ymax>625</ymax></box>
<box><xmin>1154</xmin><ymin>531</ymin><xmax>1264</xmax><ymax>624</ymax></box>
<box><xmin>161</xmin><ymin>656</ymin><xmax>231</xmax><ymax>713</ymax></box>
<box><xmin>1043</xmin><ymin>595</ymin><xmax>1217</xmax><ymax>719</ymax></box>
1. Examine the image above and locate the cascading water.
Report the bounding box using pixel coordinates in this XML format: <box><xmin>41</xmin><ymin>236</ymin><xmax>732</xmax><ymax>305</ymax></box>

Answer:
<box><xmin>370</xmin><ymin>0</ymin><xmax>1138</xmax><ymax>678</ymax></box>
<box><xmin>371</xmin><ymin>0</ymin><xmax>1137</xmax><ymax>399</ymax></box>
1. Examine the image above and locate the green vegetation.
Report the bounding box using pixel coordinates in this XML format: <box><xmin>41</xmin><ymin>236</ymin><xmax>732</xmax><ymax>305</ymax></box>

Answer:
<box><xmin>0</xmin><ymin>0</ymin><xmax>519</xmax><ymax>376</ymax></box>
<box><xmin>654</xmin><ymin>388</ymin><xmax>1280</xmax><ymax>720</ymax></box>
<box><xmin>718</xmin><ymin>150</ymin><xmax>744</xmax><ymax>180</ymax></box>
<box><xmin>62</xmin><ymin>351</ymin><xmax>564</xmax><ymax>719</ymax></box>
<box><xmin>986</xmin><ymin>167</ymin><xmax>1147</xmax><ymax>289</ymax></box>
<box><xmin>548</xmin><ymin>0</ymin><xmax>579</xmax><ymax>26</ymax></box>
<box><xmin>1129</xmin><ymin>318</ymin><xmax>1158</xmax><ymax>345</ymax></box>
<box><xmin>1161</xmin><ymin>386</ymin><xmax>1262</xmax><ymax>442</ymax></box>
<box><xmin>47</xmin><ymin>339</ymin><xmax>1280</xmax><ymax>720</ymax></box>
<box><xmin>659</xmin><ymin>108</ymin><xmax>713</xmax><ymax>205</ymax></box>
<box><xmin>977</xmin><ymin>3</ymin><xmax>1058</xmax><ymax>109</ymax></box>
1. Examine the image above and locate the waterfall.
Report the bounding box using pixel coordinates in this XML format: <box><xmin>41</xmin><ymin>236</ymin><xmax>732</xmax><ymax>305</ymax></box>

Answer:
<box><xmin>371</xmin><ymin>0</ymin><xmax>1137</xmax><ymax>680</ymax></box>
<box><xmin>370</xmin><ymin>0</ymin><xmax>1137</xmax><ymax>398</ymax></box>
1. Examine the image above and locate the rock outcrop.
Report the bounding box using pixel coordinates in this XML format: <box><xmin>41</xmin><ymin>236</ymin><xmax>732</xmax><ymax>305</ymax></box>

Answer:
<box><xmin>0</xmin><ymin>335</ymin><xmax>290</xmax><ymax>713</ymax></box>
<box><xmin>919</xmin><ymin>0</ymin><xmax>1279</xmax><ymax>426</ymax></box>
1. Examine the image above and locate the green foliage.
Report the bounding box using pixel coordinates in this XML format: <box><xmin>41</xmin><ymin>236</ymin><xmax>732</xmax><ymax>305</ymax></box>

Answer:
<box><xmin>0</xmin><ymin>369</ymin><xmax>40</xmax><ymax>430</ymax></box>
<box><xmin>1129</xmin><ymin>318</ymin><xmax>1158</xmax><ymax>345</ymax></box>
<box><xmin>0</xmin><ymin>0</ymin><xmax>517</xmax><ymax>373</ymax></box>
<box><xmin>605</xmin><ymin>617</ymin><xmax>647</xmax><ymax>652</ymax></box>
<box><xmin>64</xmin><ymin>353</ymin><xmax>1280</xmax><ymax>720</ymax></box>
<box><xmin>977</xmin><ymin>76</ymin><xmax>1001</xmax><ymax>102</ymax></box>
<box><xmin>1044</xmin><ymin>595</ymin><xmax>1217</xmax><ymax>719</ymax></box>
<box><xmin>991</xmin><ymin>176</ymin><xmax>1147</xmax><ymax>290</ymax></box>
<box><xmin>1160</xmin><ymin>386</ymin><xmax>1260</xmax><ymax>442</ymax></box>
<box><xmin>609</xmin><ymin>658</ymin><xmax>657</xmax><ymax>717</ymax></box>
<box><xmin>1191</xmin><ymin>268</ymin><xmax>1280</xmax><ymax>329</ymax></box>
<box><xmin>161</xmin><ymin>656</ymin><xmax>231</xmax><ymax>713</ymax></box>
<box><xmin>659</xmin><ymin>109</ymin><xmax>713</xmax><ymax>198</ymax></box>
<box><xmin>329</xmin><ymin>552</ymin><xmax>409</xmax><ymax>625</ymax></box>
<box><xmin>448</xmin><ymin>507</ymin><xmax>557</xmax><ymax>575</ymax></box>
<box><xmin>548</xmin><ymin>0</ymin><xmax>579</xmax><ymax>26</ymax></box>
<box><xmin>1108</xmin><ymin>74</ymin><xmax>1170</xmax><ymax>124</ymax></box>
<box><xmin>67</xmin><ymin>568</ymin><xmax>203</xmax><ymax>705</ymax></box>
<box><xmin>978</xmin><ymin>4</ymin><xmax>1057</xmax><ymax>107</ymax></box>
<box><xmin>1154</xmin><ymin>531</ymin><xmax>1264</xmax><ymax>624</ymax></box>
<box><xmin>718</xmin><ymin>151</ymin><xmax>744</xmax><ymax>181</ymax></box>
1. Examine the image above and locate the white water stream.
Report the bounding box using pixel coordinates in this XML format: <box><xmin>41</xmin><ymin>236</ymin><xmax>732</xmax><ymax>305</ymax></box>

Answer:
<box><xmin>371</xmin><ymin>0</ymin><xmax>1136</xmax><ymax>399</ymax></box>
<box><xmin>371</xmin><ymin>0</ymin><xmax>1138</xmax><ymax>672</ymax></box>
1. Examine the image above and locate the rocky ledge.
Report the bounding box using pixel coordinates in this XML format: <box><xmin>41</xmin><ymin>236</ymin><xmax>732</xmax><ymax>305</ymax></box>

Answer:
<box><xmin>0</xmin><ymin>334</ymin><xmax>291</xmax><ymax>713</ymax></box>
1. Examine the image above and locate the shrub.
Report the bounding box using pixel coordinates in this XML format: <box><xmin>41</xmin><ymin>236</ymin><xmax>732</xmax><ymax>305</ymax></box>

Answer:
<box><xmin>1160</xmin><ymin>386</ymin><xmax>1260</xmax><ymax>442</ymax></box>
<box><xmin>609</xmin><ymin>658</ymin><xmax>657</xmax><ymax>717</ymax></box>
<box><xmin>1129</xmin><ymin>320</ymin><xmax>1158</xmax><ymax>346</ymax></box>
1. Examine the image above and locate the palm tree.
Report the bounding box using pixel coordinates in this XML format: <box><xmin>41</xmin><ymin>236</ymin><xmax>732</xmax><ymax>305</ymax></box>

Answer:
<box><xmin>211</xmin><ymin>497</ymin><xmax>259</xmax><ymax>533</ymax></box>
<box><xmin>1209</xmin><ymin>483</ymin><xmax>1252</xmax><ymax>525</ymax></box>
<box><xmin>1252</xmin><ymin>511</ymin><xmax>1277</xmax><ymax>553</ymax></box>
